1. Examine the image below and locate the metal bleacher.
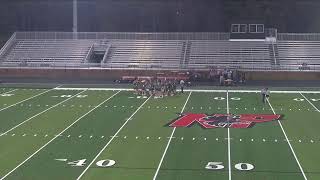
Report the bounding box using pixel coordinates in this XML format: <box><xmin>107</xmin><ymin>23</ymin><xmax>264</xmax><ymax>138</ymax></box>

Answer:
<box><xmin>188</xmin><ymin>40</ymin><xmax>271</xmax><ymax>69</ymax></box>
<box><xmin>276</xmin><ymin>41</ymin><xmax>320</xmax><ymax>70</ymax></box>
<box><xmin>1</xmin><ymin>32</ymin><xmax>320</xmax><ymax>71</ymax></box>
<box><xmin>104</xmin><ymin>40</ymin><xmax>184</xmax><ymax>68</ymax></box>
<box><xmin>2</xmin><ymin>39</ymin><xmax>94</xmax><ymax>65</ymax></box>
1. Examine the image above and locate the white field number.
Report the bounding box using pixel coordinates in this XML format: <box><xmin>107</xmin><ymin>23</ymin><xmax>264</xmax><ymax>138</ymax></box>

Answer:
<box><xmin>213</xmin><ymin>97</ymin><xmax>241</xmax><ymax>101</ymax></box>
<box><xmin>59</xmin><ymin>159</ymin><xmax>116</xmax><ymax>167</ymax></box>
<box><xmin>205</xmin><ymin>162</ymin><xmax>254</xmax><ymax>171</ymax></box>
<box><xmin>293</xmin><ymin>98</ymin><xmax>320</xmax><ymax>102</ymax></box>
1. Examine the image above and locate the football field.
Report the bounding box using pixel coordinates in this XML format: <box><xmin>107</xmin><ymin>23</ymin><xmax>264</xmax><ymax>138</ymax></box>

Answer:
<box><xmin>0</xmin><ymin>86</ymin><xmax>320</xmax><ymax>180</ymax></box>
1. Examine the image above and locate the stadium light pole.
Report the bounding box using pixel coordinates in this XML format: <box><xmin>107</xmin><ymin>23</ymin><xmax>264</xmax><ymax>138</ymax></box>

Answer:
<box><xmin>73</xmin><ymin>0</ymin><xmax>78</xmax><ymax>39</ymax></box>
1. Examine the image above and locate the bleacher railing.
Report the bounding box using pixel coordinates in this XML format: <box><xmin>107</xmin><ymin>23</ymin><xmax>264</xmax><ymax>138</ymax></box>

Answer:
<box><xmin>278</xmin><ymin>33</ymin><xmax>320</xmax><ymax>41</ymax></box>
<box><xmin>0</xmin><ymin>32</ymin><xmax>16</xmax><ymax>60</ymax></box>
<box><xmin>15</xmin><ymin>32</ymin><xmax>230</xmax><ymax>40</ymax></box>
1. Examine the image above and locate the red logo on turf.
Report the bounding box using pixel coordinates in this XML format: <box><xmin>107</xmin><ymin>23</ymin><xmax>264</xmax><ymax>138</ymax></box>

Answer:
<box><xmin>168</xmin><ymin>113</ymin><xmax>281</xmax><ymax>129</ymax></box>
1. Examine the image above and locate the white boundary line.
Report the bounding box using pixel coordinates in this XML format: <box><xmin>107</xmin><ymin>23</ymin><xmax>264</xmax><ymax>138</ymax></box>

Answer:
<box><xmin>300</xmin><ymin>93</ymin><xmax>320</xmax><ymax>112</ymax></box>
<box><xmin>152</xmin><ymin>91</ymin><xmax>192</xmax><ymax>180</ymax></box>
<box><xmin>76</xmin><ymin>95</ymin><xmax>152</xmax><ymax>180</ymax></box>
<box><xmin>226</xmin><ymin>90</ymin><xmax>232</xmax><ymax>180</ymax></box>
<box><xmin>0</xmin><ymin>90</ymin><xmax>121</xmax><ymax>180</ymax></box>
<box><xmin>0</xmin><ymin>86</ymin><xmax>61</xmax><ymax>112</ymax></box>
<box><xmin>0</xmin><ymin>90</ymin><xmax>87</xmax><ymax>136</ymax></box>
<box><xmin>267</xmin><ymin>98</ymin><xmax>308</xmax><ymax>180</ymax></box>
<box><xmin>54</xmin><ymin>87</ymin><xmax>320</xmax><ymax>94</ymax></box>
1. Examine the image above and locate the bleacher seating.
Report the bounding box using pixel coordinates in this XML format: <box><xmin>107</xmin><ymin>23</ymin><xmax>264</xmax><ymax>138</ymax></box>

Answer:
<box><xmin>188</xmin><ymin>40</ymin><xmax>272</xmax><ymax>69</ymax></box>
<box><xmin>104</xmin><ymin>40</ymin><xmax>184</xmax><ymax>68</ymax></box>
<box><xmin>1</xmin><ymin>32</ymin><xmax>320</xmax><ymax>71</ymax></box>
<box><xmin>276</xmin><ymin>41</ymin><xmax>320</xmax><ymax>69</ymax></box>
<box><xmin>2</xmin><ymin>39</ymin><xmax>94</xmax><ymax>64</ymax></box>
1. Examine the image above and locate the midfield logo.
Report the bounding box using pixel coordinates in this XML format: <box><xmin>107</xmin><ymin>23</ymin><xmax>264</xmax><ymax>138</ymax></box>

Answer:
<box><xmin>168</xmin><ymin>113</ymin><xmax>281</xmax><ymax>129</ymax></box>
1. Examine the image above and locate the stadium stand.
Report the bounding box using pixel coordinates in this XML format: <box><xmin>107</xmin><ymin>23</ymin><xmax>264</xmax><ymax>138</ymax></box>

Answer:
<box><xmin>1</xmin><ymin>32</ymin><xmax>320</xmax><ymax>71</ymax></box>
<box><xmin>188</xmin><ymin>40</ymin><xmax>272</xmax><ymax>69</ymax></box>
<box><xmin>276</xmin><ymin>41</ymin><xmax>320</xmax><ymax>70</ymax></box>
<box><xmin>2</xmin><ymin>39</ymin><xmax>94</xmax><ymax>65</ymax></box>
<box><xmin>103</xmin><ymin>40</ymin><xmax>184</xmax><ymax>68</ymax></box>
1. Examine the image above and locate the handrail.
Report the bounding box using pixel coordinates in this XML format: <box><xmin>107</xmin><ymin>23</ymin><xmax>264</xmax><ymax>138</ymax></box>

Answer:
<box><xmin>102</xmin><ymin>44</ymin><xmax>111</xmax><ymax>63</ymax></box>
<box><xmin>83</xmin><ymin>44</ymin><xmax>94</xmax><ymax>63</ymax></box>
<box><xmin>0</xmin><ymin>32</ymin><xmax>16</xmax><ymax>60</ymax></box>
<box><xmin>15</xmin><ymin>31</ymin><xmax>230</xmax><ymax>41</ymax></box>
<box><xmin>272</xmin><ymin>42</ymin><xmax>277</xmax><ymax>65</ymax></box>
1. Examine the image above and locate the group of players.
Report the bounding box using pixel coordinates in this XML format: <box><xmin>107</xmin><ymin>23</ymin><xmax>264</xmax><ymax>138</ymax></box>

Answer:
<box><xmin>133</xmin><ymin>78</ymin><xmax>185</xmax><ymax>97</ymax></box>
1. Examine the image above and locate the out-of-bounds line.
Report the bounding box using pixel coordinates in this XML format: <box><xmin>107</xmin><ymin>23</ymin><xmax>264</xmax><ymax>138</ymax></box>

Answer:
<box><xmin>76</xmin><ymin>95</ymin><xmax>152</xmax><ymax>180</ymax></box>
<box><xmin>267</xmin><ymin>98</ymin><xmax>308</xmax><ymax>180</ymax></box>
<box><xmin>0</xmin><ymin>85</ymin><xmax>61</xmax><ymax>112</ymax></box>
<box><xmin>226</xmin><ymin>90</ymin><xmax>232</xmax><ymax>180</ymax></box>
<box><xmin>300</xmin><ymin>93</ymin><xmax>320</xmax><ymax>112</ymax></box>
<box><xmin>152</xmin><ymin>91</ymin><xmax>192</xmax><ymax>180</ymax></box>
<box><xmin>0</xmin><ymin>90</ymin><xmax>121</xmax><ymax>180</ymax></box>
<box><xmin>54</xmin><ymin>87</ymin><xmax>320</xmax><ymax>94</ymax></box>
<box><xmin>0</xmin><ymin>89</ymin><xmax>17</xmax><ymax>95</ymax></box>
<box><xmin>0</xmin><ymin>89</ymin><xmax>87</xmax><ymax>136</ymax></box>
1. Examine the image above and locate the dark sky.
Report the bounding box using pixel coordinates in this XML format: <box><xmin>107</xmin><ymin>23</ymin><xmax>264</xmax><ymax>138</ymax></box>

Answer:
<box><xmin>1</xmin><ymin>0</ymin><xmax>320</xmax><ymax>34</ymax></box>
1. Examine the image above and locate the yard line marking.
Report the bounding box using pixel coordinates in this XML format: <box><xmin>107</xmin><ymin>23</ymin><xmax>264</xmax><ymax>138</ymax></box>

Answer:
<box><xmin>152</xmin><ymin>91</ymin><xmax>192</xmax><ymax>180</ymax></box>
<box><xmin>267</xmin><ymin>98</ymin><xmax>308</xmax><ymax>180</ymax></box>
<box><xmin>226</xmin><ymin>90</ymin><xmax>232</xmax><ymax>180</ymax></box>
<box><xmin>76</xmin><ymin>95</ymin><xmax>152</xmax><ymax>180</ymax></box>
<box><xmin>1</xmin><ymin>90</ymin><xmax>87</xmax><ymax>136</ymax></box>
<box><xmin>0</xmin><ymin>90</ymin><xmax>121</xmax><ymax>180</ymax></box>
<box><xmin>0</xmin><ymin>89</ymin><xmax>17</xmax><ymax>95</ymax></box>
<box><xmin>0</xmin><ymin>86</ymin><xmax>60</xmax><ymax>112</ymax></box>
<box><xmin>300</xmin><ymin>93</ymin><xmax>320</xmax><ymax>112</ymax></box>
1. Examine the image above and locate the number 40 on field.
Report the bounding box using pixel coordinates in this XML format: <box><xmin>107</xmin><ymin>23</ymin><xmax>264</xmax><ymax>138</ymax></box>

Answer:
<box><xmin>56</xmin><ymin>159</ymin><xmax>254</xmax><ymax>171</ymax></box>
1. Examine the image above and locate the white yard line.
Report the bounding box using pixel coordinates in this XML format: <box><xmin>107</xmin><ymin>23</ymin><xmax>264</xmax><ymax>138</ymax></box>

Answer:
<box><xmin>300</xmin><ymin>93</ymin><xmax>320</xmax><ymax>112</ymax></box>
<box><xmin>226</xmin><ymin>90</ymin><xmax>232</xmax><ymax>180</ymax></box>
<box><xmin>0</xmin><ymin>85</ymin><xmax>61</xmax><ymax>112</ymax></box>
<box><xmin>0</xmin><ymin>89</ymin><xmax>87</xmax><ymax>136</ymax></box>
<box><xmin>54</xmin><ymin>87</ymin><xmax>320</xmax><ymax>94</ymax></box>
<box><xmin>0</xmin><ymin>89</ymin><xmax>17</xmax><ymax>95</ymax></box>
<box><xmin>152</xmin><ymin>91</ymin><xmax>192</xmax><ymax>180</ymax></box>
<box><xmin>76</xmin><ymin>95</ymin><xmax>152</xmax><ymax>180</ymax></box>
<box><xmin>267</xmin><ymin>98</ymin><xmax>308</xmax><ymax>180</ymax></box>
<box><xmin>0</xmin><ymin>90</ymin><xmax>121</xmax><ymax>180</ymax></box>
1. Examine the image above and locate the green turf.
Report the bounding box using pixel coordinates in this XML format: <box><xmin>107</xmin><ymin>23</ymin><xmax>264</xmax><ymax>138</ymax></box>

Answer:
<box><xmin>0</xmin><ymin>88</ymin><xmax>319</xmax><ymax>180</ymax></box>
